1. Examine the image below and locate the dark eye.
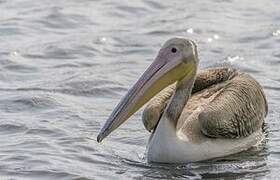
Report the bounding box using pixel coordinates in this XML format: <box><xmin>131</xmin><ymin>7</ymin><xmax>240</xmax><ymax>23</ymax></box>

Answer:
<box><xmin>171</xmin><ymin>47</ymin><xmax>177</xmax><ymax>53</ymax></box>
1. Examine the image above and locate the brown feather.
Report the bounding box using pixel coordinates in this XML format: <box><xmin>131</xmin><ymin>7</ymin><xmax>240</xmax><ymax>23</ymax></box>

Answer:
<box><xmin>142</xmin><ymin>67</ymin><xmax>267</xmax><ymax>139</ymax></box>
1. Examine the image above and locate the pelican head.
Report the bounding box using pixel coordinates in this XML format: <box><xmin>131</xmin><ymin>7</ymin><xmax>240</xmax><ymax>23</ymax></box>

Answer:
<box><xmin>97</xmin><ymin>37</ymin><xmax>199</xmax><ymax>142</ymax></box>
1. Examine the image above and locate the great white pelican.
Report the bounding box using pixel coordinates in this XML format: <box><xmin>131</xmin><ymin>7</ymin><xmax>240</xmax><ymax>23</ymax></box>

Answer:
<box><xmin>97</xmin><ymin>37</ymin><xmax>267</xmax><ymax>163</ymax></box>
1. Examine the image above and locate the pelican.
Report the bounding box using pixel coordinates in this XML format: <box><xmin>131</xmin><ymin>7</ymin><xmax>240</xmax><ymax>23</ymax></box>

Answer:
<box><xmin>97</xmin><ymin>37</ymin><xmax>267</xmax><ymax>163</ymax></box>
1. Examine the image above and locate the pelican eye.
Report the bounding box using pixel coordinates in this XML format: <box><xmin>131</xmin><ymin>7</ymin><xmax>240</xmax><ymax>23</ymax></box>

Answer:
<box><xmin>171</xmin><ymin>47</ymin><xmax>177</xmax><ymax>53</ymax></box>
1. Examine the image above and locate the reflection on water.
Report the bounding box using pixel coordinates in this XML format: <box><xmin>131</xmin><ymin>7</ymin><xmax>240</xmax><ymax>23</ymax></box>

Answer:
<box><xmin>0</xmin><ymin>0</ymin><xmax>279</xmax><ymax>179</ymax></box>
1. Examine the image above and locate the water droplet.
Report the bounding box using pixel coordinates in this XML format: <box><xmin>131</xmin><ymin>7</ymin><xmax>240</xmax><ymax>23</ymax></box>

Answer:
<box><xmin>207</xmin><ymin>38</ymin><xmax>213</xmax><ymax>42</ymax></box>
<box><xmin>100</xmin><ymin>37</ymin><xmax>107</xmax><ymax>42</ymax></box>
<box><xmin>10</xmin><ymin>50</ymin><xmax>19</xmax><ymax>57</ymax></box>
<box><xmin>186</xmin><ymin>28</ymin><xmax>193</xmax><ymax>34</ymax></box>
<box><xmin>227</xmin><ymin>56</ymin><xmax>244</xmax><ymax>63</ymax></box>
<box><xmin>213</xmin><ymin>34</ymin><xmax>219</xmax><ymax>39</ymax></box>
<box><xmin>272</xmin><ymin>30</ymin><xmax>280</xmax><ymax>36</ymax></box>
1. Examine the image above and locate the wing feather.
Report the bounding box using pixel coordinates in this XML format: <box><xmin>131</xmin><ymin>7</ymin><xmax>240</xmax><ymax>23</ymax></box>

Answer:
<box><xmin>142</xmin><ymin>67</ymin><xmax>239</xmax><ymax>132</ymax></box>
<box><xmin>198</xmin><ymin>74</ymin><xmax>267</xmax><ymax>138</ymax></box>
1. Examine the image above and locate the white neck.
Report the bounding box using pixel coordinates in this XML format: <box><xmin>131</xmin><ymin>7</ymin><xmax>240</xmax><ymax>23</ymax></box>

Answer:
<box><xmin>147</xmin><ymin>70</ymin><xmax>197</xmax><ymax>162</ymax></box>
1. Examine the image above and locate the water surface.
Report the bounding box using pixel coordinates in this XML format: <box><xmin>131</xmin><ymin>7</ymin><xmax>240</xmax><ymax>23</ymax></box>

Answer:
<box><xmin>0</xmin><ymin>0</ymin><xmax>280</xmax><ymax>179</ymax></box>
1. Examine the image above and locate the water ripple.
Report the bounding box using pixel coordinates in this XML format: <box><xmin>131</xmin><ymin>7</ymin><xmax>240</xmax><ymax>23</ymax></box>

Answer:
<box><xmin>0</xmin><ymin>0</ymin><xmax>279</xmax><ymax>179</ymax></box>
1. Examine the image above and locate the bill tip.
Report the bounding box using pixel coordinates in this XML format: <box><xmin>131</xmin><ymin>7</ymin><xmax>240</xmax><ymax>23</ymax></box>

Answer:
<box><xmin>97</xmin><ymin>134</ymin><xmax>103</xmax><ymax>143</ymax></box>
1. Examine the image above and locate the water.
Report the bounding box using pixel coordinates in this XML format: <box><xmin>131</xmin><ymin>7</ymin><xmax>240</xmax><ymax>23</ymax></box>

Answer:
<box><xmin>0</xmin><ymin>0</ymin><xmax>279</xmax><ymax>179</ymax></box>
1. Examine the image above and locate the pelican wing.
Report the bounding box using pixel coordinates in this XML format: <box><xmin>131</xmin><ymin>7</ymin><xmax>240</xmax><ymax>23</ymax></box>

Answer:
<box><xmin>197</xmin><ymin>73</ymin><xmax>267</xmax><ymax>138</ymax></box>
<box><xmin>142</xmin><ymin>67</ymin><xmax>240</xmax><ymax>132</ymax></box>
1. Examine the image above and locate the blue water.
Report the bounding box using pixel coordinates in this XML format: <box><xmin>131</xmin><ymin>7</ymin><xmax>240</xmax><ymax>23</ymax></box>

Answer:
<box><xmin>0</xmin><ymin>0</ymin><xmax>279</xmax><ymax>179</ymax></box>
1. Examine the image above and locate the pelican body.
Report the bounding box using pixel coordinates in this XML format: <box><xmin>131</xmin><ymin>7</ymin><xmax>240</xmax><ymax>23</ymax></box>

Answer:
<box><xmin>97</xmin><ymin>37</ymin><xmax>267</xmax><ymax>163</ymax></box>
